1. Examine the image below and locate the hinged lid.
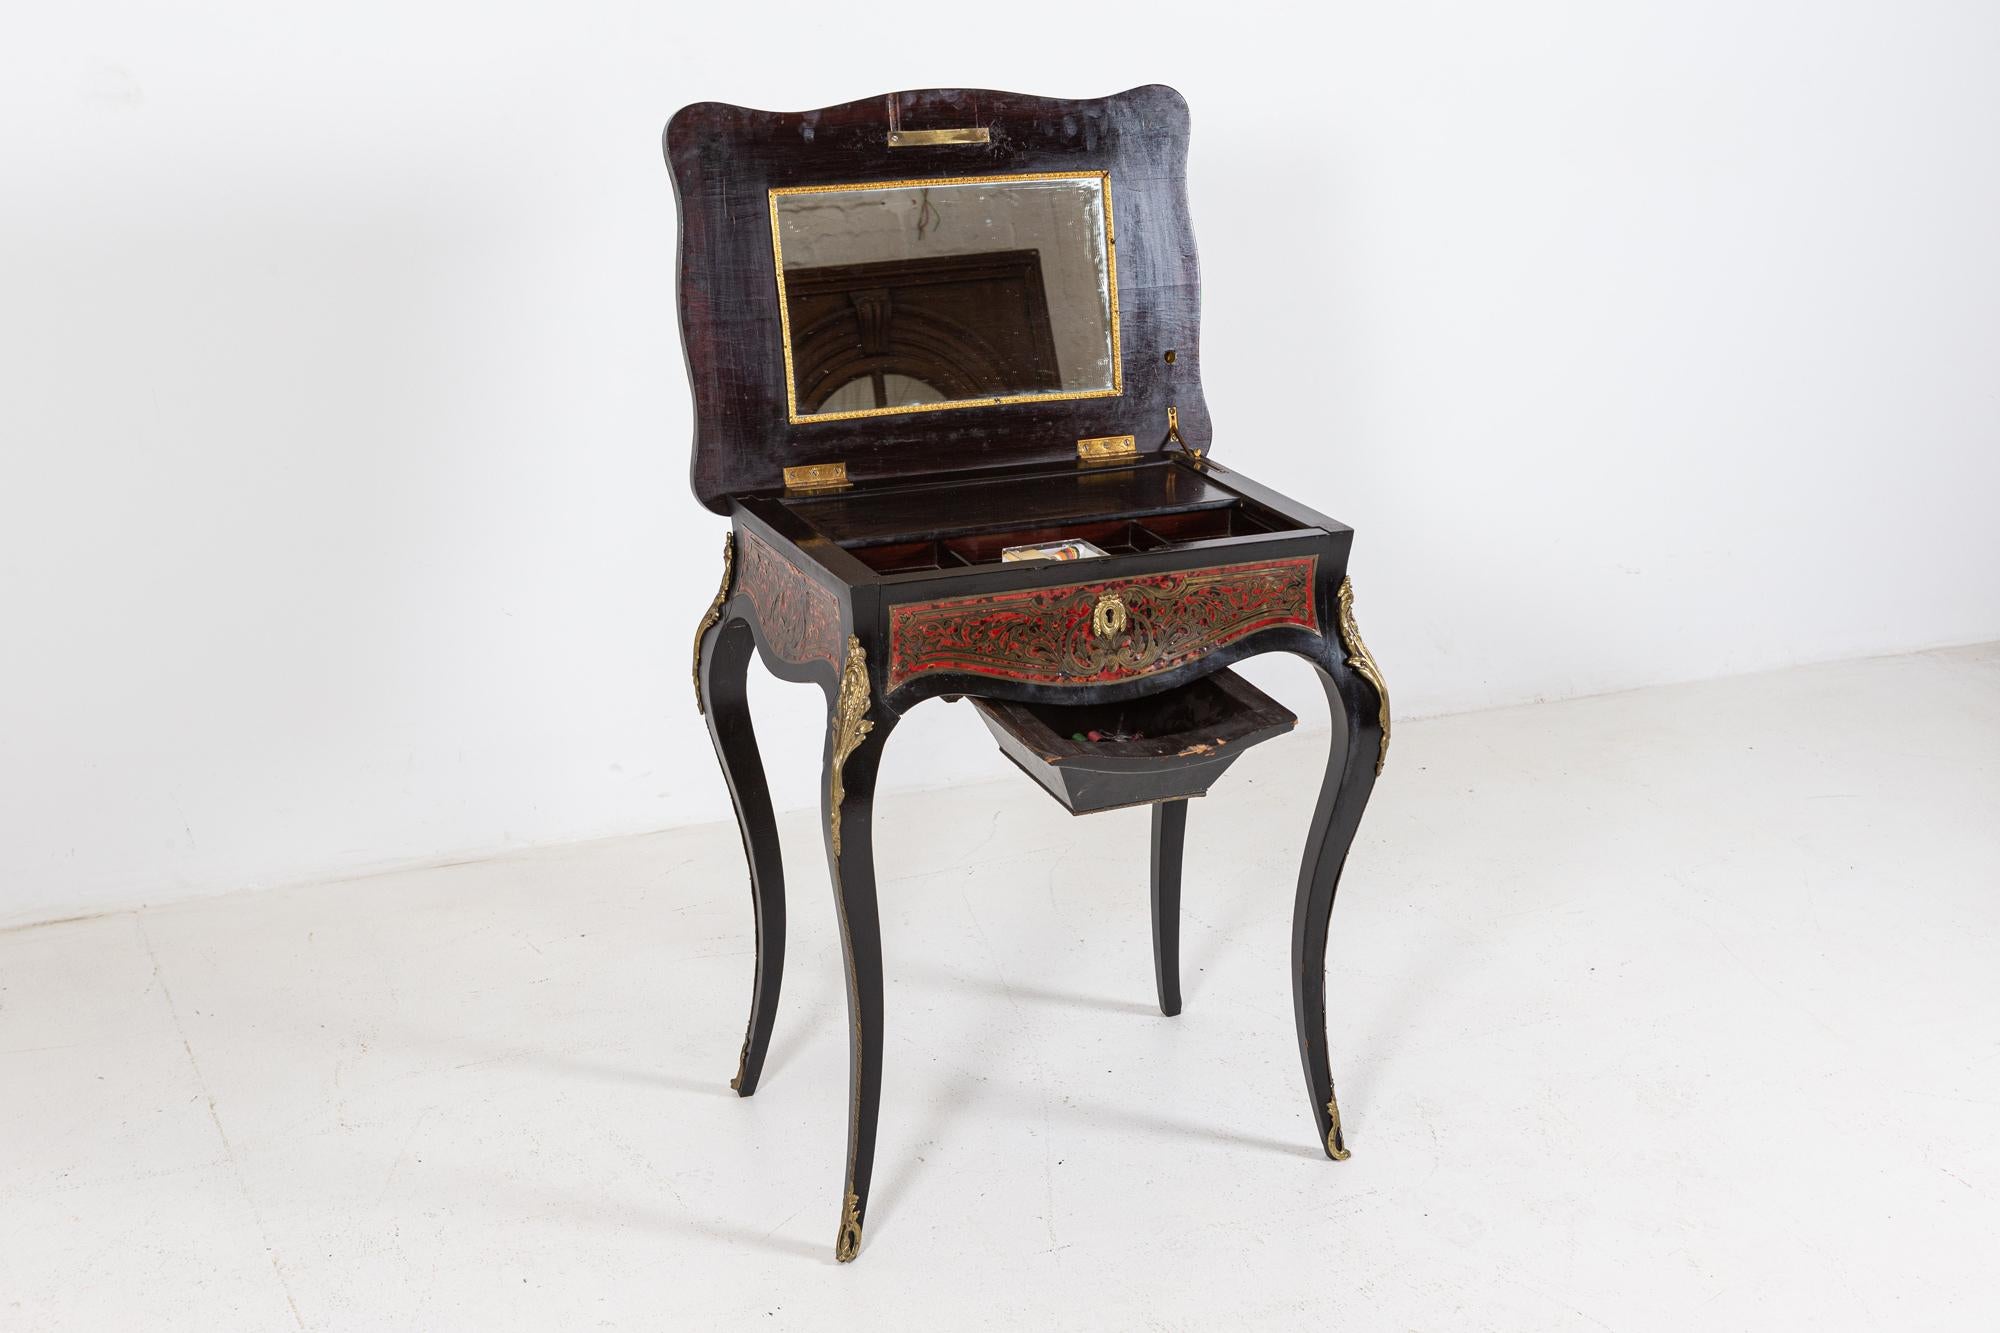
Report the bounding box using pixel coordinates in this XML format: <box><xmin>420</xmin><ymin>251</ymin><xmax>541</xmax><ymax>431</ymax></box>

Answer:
<box><xmin>665</xmin><ymin>85</ymin><xmax>1210</xmax><ymax>515</ymax></box>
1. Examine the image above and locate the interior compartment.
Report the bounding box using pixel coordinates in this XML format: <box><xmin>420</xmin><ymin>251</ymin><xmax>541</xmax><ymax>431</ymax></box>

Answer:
<box><xmin>843</xmin><ymin>540</ymin><xmax>969</xmax><ymax>574</ymax></box>
<box><xmin>843</xmin><ymin>500</ymin><xmax>1291</xmax><ymax>572</ymax></box>
<box><xmin>943</xmin><ymin>519</ymin><xmax>1162</xmax><ymax>565</ymax></box>
<box><xmin>785</xmin><ymin>462</ymin><xmax>1236</xmax><ymax>548</ymax></box>
<box><xmin>828</xmin><ymin>471</ymin><xmax>1305</xmax><ymax>574</ymax></box>
<box><xmin>1138</xmin><ymin>505</ymin><xmax>1284</xmax><ymax>543</ymax></box>
<box><xmin>971</xmin><ymin>669</ymin><xmax>1297</xmax><ymax>815</ymax></box>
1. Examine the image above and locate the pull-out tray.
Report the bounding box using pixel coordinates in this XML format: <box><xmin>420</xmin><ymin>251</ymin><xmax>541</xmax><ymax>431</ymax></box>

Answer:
<box><xmin>971</xmin><ymin>670</ymin><xmax>1296</xmax><ymax>815</ymax></box>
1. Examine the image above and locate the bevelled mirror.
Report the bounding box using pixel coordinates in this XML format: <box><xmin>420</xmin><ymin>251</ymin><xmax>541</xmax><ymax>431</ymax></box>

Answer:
<box><xmin>769</xmin><ymin>171</ymin><xmax>1121</xmax><ymax>423</ymax></box>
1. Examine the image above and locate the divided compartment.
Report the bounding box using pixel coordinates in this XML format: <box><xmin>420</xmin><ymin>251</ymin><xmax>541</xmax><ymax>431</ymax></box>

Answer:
<box><xmin>844</xmin><ymin>500</ymin><xmax>1289</xmax><ymax>573</ymax></box>
<box><xmin>971</xmin><ymin>669</ymin><xmax>1297</xmax><ymax>814</ymax></box>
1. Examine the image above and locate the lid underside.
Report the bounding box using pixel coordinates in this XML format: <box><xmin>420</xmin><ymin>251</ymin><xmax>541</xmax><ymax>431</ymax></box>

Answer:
<box><xmin>665</xmin><ymin>85</ymin><xmax>1209</xmax><ymax>514</ymax></box>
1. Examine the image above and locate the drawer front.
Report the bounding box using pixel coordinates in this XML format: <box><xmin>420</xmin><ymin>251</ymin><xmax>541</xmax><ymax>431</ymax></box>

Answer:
<box><xmin>887</xmin><ymin>555</ymin><xmax>1318</xmax><ymax>690</ymax></box>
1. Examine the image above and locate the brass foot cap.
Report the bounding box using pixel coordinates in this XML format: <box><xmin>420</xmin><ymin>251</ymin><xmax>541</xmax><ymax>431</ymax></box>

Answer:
<box><xmin>1326</xmin><ymin>1096</ymin><xmax>1351</xmax><ymax>1160</ymax></box>
<box><xmin>835</xmin><ymin>1191</ymin><xmax>862</xmax><ymax>1262</ymax></box>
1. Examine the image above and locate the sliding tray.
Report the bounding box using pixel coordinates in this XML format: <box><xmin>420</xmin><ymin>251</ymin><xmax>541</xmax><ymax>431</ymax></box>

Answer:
<box><xmin>971</xmin><ymin>668</ymin><xmax>1296</xmax><ymax>814</ymax></box>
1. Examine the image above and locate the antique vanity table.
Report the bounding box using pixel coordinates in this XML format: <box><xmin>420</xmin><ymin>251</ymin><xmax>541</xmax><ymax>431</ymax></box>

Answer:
<box><xmin>668</xmin><ymin>85</ymin><xmax>1389</xmax><ymax>1262</ymax></box>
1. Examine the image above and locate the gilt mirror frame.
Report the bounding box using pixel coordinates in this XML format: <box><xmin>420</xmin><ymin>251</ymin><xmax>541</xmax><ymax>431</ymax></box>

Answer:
<box><xmin>668</xmin><ymin>85</ymin><xmax>1207</xmax><ymax>515</ymax></box>
<box><xmin>768</xmin><ymin>170</ymin><xmax>1123</xmax><ymax>424</ymax></box>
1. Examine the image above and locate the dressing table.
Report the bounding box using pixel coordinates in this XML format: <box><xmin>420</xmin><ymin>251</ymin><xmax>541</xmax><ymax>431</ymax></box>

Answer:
<box><xmin>668</xmin><ymin>84</ymin><xmax>1389</xmax><ymax>1262</ymax></box>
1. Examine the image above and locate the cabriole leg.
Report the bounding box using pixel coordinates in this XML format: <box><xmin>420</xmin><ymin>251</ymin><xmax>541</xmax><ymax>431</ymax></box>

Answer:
<box><xmin>699</xmin><ymin>617</ymin><xmax>786</xmax><ymax>1096</ymax></box>
<box><xmin>822</xmin><ymin>637</ymin><xmax>896</xmax><ymax>1262</ymax></box>
<box><xmin>695</xmin><ymin>535</ymin><xmax>787</xmax><ymax>1098</ymax></box>
<box><xmin>1149</xmin><ymin>799</ymin><xmax>1188</xmax><ymax>1016</ymax></box>
<box><xmin>1292</xmin><ymin>578</ymin><xmax>1390</xmax><ymax>1160</ymax></box>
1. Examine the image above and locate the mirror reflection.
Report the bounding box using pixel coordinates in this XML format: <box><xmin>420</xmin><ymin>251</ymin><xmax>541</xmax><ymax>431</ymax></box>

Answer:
<box><xmin>771</xmin><ymin>172</ymin><xmax>1120</xmax><ymax>422</ymax></box>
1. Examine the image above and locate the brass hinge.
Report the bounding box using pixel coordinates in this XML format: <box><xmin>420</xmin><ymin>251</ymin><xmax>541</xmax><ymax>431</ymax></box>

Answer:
<box><xmin>1077</xmin><ymin>434</ymin><xmax>1136</xmax><ymax>463</ymax></box>
<box><xmin>783</xmin><ymin>461</ymin><xmax>850</xmax><ymax>492</ymax></box>
<box><xmin>1165</xmin><ymin>406</ymin><xmax>1205</xmax><ymax>465</ymax></box>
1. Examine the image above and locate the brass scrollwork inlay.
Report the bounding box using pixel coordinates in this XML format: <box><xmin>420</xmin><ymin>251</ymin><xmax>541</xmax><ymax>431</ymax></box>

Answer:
<box><xmin>1091</xmin><ymin>591</ymin><xmax>1129</xmax><ymax>639</ymax></box>
<box><xmin>692</xmin><ymin>532</ymin><xmax>735</xmax><ymax>715</ymax></box>
<box><xmin>1326</xmin><ymin>1090</ymin><xmax>1351</xmax><ymax>1161</ymax></box>
<box><xmin>888</xmin><ymin>557</ymin><xmax>1317</xmax><ymax>690</ymax></box>
<box><xmin>835</xmin><ymin>1190</ymin><xmax>863</xmax><ymax>1262</ymax></box>
<box><xmin>827</xmin><ymin>635</ymin><xmax>874</xmax><ymax>857</ymax></box>
<box><xmin>1335</xmin><ymin>576</ymin><xmax>1391</xmax><ymax>776</ymax></box>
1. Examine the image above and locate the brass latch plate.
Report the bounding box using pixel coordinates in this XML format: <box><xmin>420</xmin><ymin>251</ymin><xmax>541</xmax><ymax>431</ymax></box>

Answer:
<box><xmin>888</xmin><ymin>127</ymin><xmax>991</xmax><ymax>148</ymax></box>
<box><xmin>783</xmin><ymin>461</ymin><xmax>850</xmax><ymax>491</ymax></box>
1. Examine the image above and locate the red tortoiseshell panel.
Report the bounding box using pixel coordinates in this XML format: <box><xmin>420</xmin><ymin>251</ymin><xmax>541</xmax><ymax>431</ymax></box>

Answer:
<box><xmin>737</xmin><ymin>529</ymin><xmax>841</xmax><ymax>669</ymax></box>
<box><xmin>887</xmin><ymin>556</ymin><xmax>1317</xmax><ymax>690</ymax></box>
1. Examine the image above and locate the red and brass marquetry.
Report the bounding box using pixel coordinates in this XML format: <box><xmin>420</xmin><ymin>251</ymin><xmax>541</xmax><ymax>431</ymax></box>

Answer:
<box><xmin>737</xmin><ymin>529</ymin><xmax>842</xmax><ymax>669</ymax></box>
<box><xmin>886</xmin><ymin>556</ymin><xmax>1318</xmax><ymax>690</ymax></box>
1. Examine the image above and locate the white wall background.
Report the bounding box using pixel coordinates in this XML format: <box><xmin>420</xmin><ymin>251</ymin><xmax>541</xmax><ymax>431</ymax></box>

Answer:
<box><xmin>4</xmin><ymin>1</ymin><xmax>1998</xmax><ymax>927</ymax></box>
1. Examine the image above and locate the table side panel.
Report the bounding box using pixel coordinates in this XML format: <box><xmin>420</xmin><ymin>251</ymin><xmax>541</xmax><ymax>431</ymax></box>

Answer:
<box><xmin>737</xmin><ymin>528</ymin><xmax>845</xmax><ymax>670</ymax></box>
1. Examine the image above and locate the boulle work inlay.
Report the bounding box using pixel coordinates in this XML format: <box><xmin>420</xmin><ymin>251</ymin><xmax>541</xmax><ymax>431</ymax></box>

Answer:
<box><xmin>887</xmin><ymin>556</ymin><xmax>1318</xmax><ymax>690</ymax></box>
<box><xmin>737</xmin><ymin>529</ymin><xmax>842</xmax><ymax>670</ymax></box>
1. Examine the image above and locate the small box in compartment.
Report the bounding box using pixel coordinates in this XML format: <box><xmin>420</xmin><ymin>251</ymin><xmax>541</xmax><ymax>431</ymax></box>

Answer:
<box><xmin>1001</xmin><ymin>538</ymin><xmax>1110</xmax><ymax>563</ymax></box>
<box><xmin>946</xmin><ymin>520</ymin><xmax>1158</xmax><ymax>566</ymax></box>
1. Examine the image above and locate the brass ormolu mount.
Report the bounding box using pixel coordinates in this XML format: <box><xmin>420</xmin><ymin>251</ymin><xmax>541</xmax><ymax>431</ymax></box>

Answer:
<box><xmin>1090</xmin><ymin>591</ymin><xmax>1129</xmax><ymax>639</ymax></box>
<box><xmin>729</xmin><ymin>1033</ymin><xmax>751</xmax><ymax>1093</ymax></box>
<box><xmin>1335</xmin><ymin>577</ymin><xmax>1391</xmax><ymax>776</ymax></box>
<box><xmin>1326</xmin><ymin>1091</ymin><xmax>1351</xmax><ymax>1161</ymax></box>
<box><xmin>692</xmin><ymin>532</ymin><xmax>736</xmax><ymax>715</ymax></box>
<box><xmin>836</xmin><ymin>1190</ymin><xmax>863</xmax><ymax>1262</ymax></box>
<box><xmin>827</xmin><ymin>636</ymin><xmax>874</xmax><ymax>857</ymax></box>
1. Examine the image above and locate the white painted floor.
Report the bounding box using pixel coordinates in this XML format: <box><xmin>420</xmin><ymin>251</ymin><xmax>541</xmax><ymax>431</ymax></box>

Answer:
<box><xmin>4</xmin><ymin>645</ymin><xmax>1999</xmax><ymax>1331</ymax></box>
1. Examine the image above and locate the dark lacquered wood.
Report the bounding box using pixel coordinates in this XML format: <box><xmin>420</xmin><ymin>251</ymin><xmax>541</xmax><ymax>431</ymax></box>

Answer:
<box><xmin>1290</xmin><ymin>640</ymin><xmax>1385</xmax><ymax>1161</ymax></box>
<box><xmin>821</xmin><ymin>705</ymin><xmax>896</xmax><ymax>1262</ymax></box>
<box><xmin>699</xmin><ymin>616</ymin><xmax>787</xmax><ymax>1097</ymax></box>
<box><xmin>1150</xmin><ymin>799</ymin><xmax>1187</xmax><ymax>1017</ymax></box>
<box><xmin>667</xmin><ymin>86</ymin><xmax>1210</xmax><ymax>513</ymax></box>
